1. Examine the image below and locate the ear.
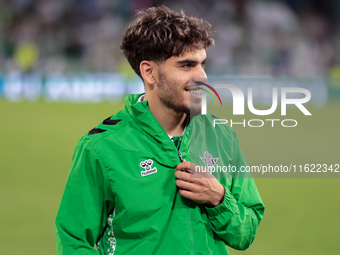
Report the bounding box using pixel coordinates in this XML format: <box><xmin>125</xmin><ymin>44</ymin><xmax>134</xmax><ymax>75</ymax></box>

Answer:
<box><xmin>140</xmin><ymin>60</ymin><xmax>158</xmax><ymax>85</ymax></box>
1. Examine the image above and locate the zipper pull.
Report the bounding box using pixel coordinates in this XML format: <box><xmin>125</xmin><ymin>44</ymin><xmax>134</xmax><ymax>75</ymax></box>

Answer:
<box><xmin>178</xmin><ymin>150</ymin><xmax>184</xmax><ymax>162</ymax></box>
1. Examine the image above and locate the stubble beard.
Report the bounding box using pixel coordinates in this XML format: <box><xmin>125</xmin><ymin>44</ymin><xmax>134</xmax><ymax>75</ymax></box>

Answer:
<box><xmin>157</xmin><ymin>70</ymin><xmax>191</xmax><ymax>115</ymax></box>
<box><xmin>157</xmin><ymin>70</ymin><xmax>201</xmax><ymax>116</ymax></box>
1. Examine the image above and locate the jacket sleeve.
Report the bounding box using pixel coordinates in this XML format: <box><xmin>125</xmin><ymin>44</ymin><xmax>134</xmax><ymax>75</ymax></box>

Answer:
<box><xmin>205</xmin><ymin>131</ymin><xmax>265</xmax><ymax>250</ymax></box>
<box><xmin>55</xmin><ymin>137</ymin><xmax>114</xmax><ymax>254</ymax></box>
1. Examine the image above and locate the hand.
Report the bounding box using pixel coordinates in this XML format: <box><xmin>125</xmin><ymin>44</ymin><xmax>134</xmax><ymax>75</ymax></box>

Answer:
<box><xmin>174</xmin><ymin>160</ymin><xmax>225</xmax><ymax>207</ymax></box>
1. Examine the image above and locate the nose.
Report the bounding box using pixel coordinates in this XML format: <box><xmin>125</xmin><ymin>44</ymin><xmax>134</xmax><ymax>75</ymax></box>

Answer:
<box><xmin>196</xmin><ymin>65</ymin><xmax>207</xmax><ymax>79</ymax></box>
<box><xmin>192</xmin><ymin>65</ymin><xmax>207</xmax><ymax>85</ymax></box>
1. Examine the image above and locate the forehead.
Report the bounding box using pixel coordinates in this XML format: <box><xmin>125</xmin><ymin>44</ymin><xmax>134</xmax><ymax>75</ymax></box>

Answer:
<box><xmin>166</xmin><ymin>48</ymin><xmax>207</xmax><ymax>64</ymax></box>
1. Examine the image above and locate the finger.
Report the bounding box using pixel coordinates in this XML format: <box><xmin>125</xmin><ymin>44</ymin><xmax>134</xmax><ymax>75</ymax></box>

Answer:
<box><xmin>175</xmin><ymin>179</ymin><xmax>200</xmax><ymax>192</ymax></box>
<box><xmin>176</xmin><ymin>161</ymin><xmax>202</xmax><ymax>174</ymax></box>
<box><xmin>190</xmin><ymin>167</ymin><xmax>216</xmax><ymax>179</ymax></box>
<box><xmin>178</xmin><ymin>189</ymin><xmax>200</xmax><ymax>202</ymax></box>
<box><xmin>174</xmin><ymin>170</ymin><xmax>192</xmax><ymax>182</ymax></box>
<box><xmin>175</xmin><ymin>161</ymin><xmax>191</xmax><ymax>172</ymax></box>
<box><xmin>175</xmin><ymin>169</ymin><xmax>210</xmax><ymax>184</ymax></box>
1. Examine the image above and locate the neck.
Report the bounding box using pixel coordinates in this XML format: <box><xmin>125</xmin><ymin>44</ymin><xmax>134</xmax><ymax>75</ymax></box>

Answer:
<box><xmin>144</xmin><ymin>94</ymin><xmax>187</xmax><ymax>137</ymax></box>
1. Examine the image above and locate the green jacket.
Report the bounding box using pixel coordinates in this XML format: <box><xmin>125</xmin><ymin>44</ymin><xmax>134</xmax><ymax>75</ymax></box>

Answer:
<box><xmin>55</xmin><ymin>93</ymin><xmax>265</xmax><ymax>255</ymax></box>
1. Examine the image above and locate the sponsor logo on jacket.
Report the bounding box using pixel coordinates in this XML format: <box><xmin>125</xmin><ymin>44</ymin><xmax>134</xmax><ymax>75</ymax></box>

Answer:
<box><xmin>140</xmin><ymin>159</ymin><xmax>158</xmax><ymax>176</ymax></box>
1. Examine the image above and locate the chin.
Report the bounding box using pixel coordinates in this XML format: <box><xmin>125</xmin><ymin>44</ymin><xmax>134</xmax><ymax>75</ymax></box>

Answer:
<box><xmin>189</xmin><ymin>106</ymin><xmax>201</xmax><ymax>117</ymax></box>
<box><xmin>188</xmin><ymin>97</ymin><xmax>202</xmax><ymax>116</ymax></box>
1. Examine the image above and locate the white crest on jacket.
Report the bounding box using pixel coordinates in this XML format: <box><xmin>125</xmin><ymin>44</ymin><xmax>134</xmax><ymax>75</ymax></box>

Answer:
<box><xmin>200</xmin><ymin>151</ymin><xmax>219</xmax><ymax>167</ymax></box>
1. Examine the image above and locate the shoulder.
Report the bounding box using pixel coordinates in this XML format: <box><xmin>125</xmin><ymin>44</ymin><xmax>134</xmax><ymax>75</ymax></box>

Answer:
<box><xmin>76</xmin><ymin>107</ymin><xmax>135</xmax><ymax>153</ymax></box>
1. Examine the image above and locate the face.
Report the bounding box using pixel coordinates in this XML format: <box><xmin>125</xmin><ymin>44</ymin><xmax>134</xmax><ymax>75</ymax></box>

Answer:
<box><xmin>155</xmin><ymin>48</ymin><xmax>207</xmax><ymax>115</ymax></box>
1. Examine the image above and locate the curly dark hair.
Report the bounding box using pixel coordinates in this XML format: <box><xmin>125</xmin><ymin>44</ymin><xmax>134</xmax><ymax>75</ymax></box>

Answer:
<box><xmin>120</xmin><ymin>5</ymin><xmax>214</xmax><ymax>79</ymax></box>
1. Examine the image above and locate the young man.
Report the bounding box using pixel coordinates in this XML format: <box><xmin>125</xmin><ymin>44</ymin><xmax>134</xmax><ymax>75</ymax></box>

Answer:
<box><xmin>56</xmin><ymin>6</ymin><xmax>265</xmax><ymax>255</ymax></box>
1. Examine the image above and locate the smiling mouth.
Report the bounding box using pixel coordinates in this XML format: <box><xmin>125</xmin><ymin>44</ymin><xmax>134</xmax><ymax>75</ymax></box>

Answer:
<box><xmin>184</xmin><ymin>88</ymin><xmax>202</xmax><ymax>94</ymax></box>
<box><xmin>184</xmin><ymin>80</ymin><xmax>207</xmax><ymax>94</ymax></box>
<box><xmin>184</xmin><ymin>88</ymin><xmax>202</xmax><ymax>100</ymax></box>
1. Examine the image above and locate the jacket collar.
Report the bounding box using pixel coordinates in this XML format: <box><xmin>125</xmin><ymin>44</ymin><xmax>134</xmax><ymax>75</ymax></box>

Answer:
<box><xmin>125</xmin><ymin>94</ymin><xmax>199</xmax><ymax>164</ymax></box>
<box><xmin>124</xmin><ymin>93</ymin><xmax>184</xmax><ymax>158</ymax></box>
<box><xmin>124</xmin><ymin>93</ymin><xmax>164</xmax><ymax>139</ymax></box>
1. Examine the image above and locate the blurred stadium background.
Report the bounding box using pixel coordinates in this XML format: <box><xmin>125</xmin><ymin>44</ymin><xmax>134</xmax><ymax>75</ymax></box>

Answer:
<box><xmin>0</xmin><ymin>0</ymin><xmax>339</xmax><ymax>254</ymax></box>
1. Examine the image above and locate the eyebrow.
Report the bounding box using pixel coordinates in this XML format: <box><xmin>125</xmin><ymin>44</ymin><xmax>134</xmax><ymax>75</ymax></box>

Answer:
<box><xmin>176</xmin><ymin>58</ymin><xmax>207</xmax><ymax>65</ymax></box>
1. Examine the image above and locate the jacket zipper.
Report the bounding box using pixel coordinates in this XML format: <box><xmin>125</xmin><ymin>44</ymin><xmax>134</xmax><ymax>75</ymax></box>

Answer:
<box><xmin>176</xmin><ymin>126</ymin><xmax>195</xmax><ymax>255</ymax></box>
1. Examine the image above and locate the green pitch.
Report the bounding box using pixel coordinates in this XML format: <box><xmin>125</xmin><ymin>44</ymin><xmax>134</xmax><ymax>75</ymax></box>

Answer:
<box><xmin>0</xmin><ymin>99</ymin><xmax>339</xmax><ymax>254</ymax></box>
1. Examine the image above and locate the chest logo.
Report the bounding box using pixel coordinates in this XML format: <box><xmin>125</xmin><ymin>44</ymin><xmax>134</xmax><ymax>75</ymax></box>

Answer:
<box><xmin>140</xmin><ymin>159</ymin><xmax>158</xmax><ymax>177</ymax></box>
<box><xmin>200</xmin><ymin>151</ymin><xmax>219</xmax><ymax>167</ymax></box>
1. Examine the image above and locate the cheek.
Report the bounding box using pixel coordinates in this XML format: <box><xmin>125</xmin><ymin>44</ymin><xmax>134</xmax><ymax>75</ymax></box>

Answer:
<box><xmin>175</xmin><ymin>77</ymin><xmax>189</xmax><ymax>88</ymax></box>
<box><xmin>167</xmin><ymin>79</ymin><xmax>184</xmax><ymax>92</ymax></box>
